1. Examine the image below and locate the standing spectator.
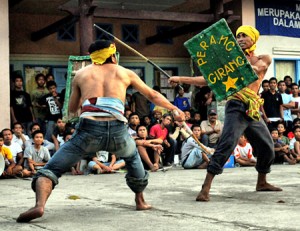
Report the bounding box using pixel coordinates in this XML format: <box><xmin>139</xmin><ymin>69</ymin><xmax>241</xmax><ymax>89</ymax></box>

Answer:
<box><xmin>10</xmin><ymin>75</ymin><xmax>35</xmax><ymax>135</ymax></box>
<box><xmin>31</xmin><ymin>73</ymin><xmax>49</xmax><ymax>134</ymax></box>
<box><xmin>290</xmin><ymin>83</ymin><xmax>300</xmax><ymax>120</ymax></box>
<box><xmin>200</xmin><ymin>109</ymin><xmax>223</xmax><ymax>148</ymax></box>
<box><xmin>22</xmin><ymin>130</ymin><xmax>51</xmax><ymax>177</ymax></box>
<box><xmin>173</xmin><ymin>86</ymin><xmax>190</xmax><ymax>111</ymax></box>
<box><xmin>45</xmin><ymin>73</ymin><xmax>55</xmax><ymax>82</ymax></box>
<box><xmin>39</xmin><ymin>81</ymin><xmax>63</xmax><ymax>141</ymax></box>
<box><xmin>284</xmin><ymin>75</ymin><xmax>293</xmax><ymax>94</ymax></box>
<box><xmin>260</xmin><ymin>79</ymin><xmax>269</xmax><ymax>95</ymax></box>
<box><xmin>278</xmin><ymin>80</ymin><xmax>294</xmax><ymax>133</ymax></box>
<box><xmin>261</xmin><ymin>77</ymin><xmax>283</xmax><ymax>131</ymax></box>
<box><xmin>131</xmin><ymin>91</ymin><xmax>150</xmax><ymax>119</ymax></box>
<box><xmin>192</xmin><ymin>111</ymin><xmax>201</xmax><ymax>125</ymax></box>
<box><xmin>194</xmin><ymin>86</ymin><xmax>214</xmax><ymax>121</ymax></box>
<box><xmin>233</xmin><ymin>135</ymin><xmax>256</xmax><ymax>167</ymax></box>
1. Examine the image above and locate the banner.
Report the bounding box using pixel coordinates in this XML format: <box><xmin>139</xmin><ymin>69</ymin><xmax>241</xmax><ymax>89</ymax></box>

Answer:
<box><xmin>184</xmin><ymin>19</ymin><xmax>258</xmax><ymax>101</ymax></box>
<box><xmin>255</xmin><ymin>0</ymin><xmax>300</xmax><ymax>38</ymax></box>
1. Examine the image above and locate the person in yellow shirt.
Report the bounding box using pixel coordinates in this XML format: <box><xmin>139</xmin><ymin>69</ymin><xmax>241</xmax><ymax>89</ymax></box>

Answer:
<box><xmin>0</xmin><ymin>133</ymin><xmax>16</xmax><ymax>178</ymax></box>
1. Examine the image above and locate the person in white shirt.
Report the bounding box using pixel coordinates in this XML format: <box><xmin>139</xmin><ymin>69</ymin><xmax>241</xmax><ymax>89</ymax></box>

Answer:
<box><xmin>12</xmin><ymin>122</ymin><xmax>30</xmax><ymax>150</ymax></box>
<box><xmin>233</xmin><ymin>135</ymin><xmax>256</xmax><ymax>167</ymax></box>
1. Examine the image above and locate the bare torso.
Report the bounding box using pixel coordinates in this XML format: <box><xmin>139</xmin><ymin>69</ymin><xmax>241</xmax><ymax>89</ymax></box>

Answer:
<box><xmin>76</xmin><ymin>64</ymin><xmax>130</xmax><ymax>104</ymax></box>
<box><xmin>246</xmin><ymin>54</ymin><xmax>272</xmax><ymax>94</ymax></box>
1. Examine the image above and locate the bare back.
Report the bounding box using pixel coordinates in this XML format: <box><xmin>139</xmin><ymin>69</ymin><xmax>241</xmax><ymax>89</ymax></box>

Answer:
<box><xmin>76</xmin><ymin>64</ymin><xmax>130</xmax><ymax>103</ymax></box>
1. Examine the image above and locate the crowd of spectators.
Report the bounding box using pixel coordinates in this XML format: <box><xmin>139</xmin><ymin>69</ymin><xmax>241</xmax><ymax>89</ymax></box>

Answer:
<box><xmin>1</xmin><ymin>74</ymin><xmax>300</xmax><ymax>179</ymax></box>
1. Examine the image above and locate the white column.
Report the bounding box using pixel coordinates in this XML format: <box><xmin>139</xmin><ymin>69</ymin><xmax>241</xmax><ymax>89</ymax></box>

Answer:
<box><xmin>0</xmin><ymin>0</ymin><xmax>10</xmax><ymax>129</ymax></box>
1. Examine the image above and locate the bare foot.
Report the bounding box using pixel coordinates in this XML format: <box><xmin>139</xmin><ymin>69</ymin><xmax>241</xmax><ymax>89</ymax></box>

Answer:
<box><xmin>196</xmin><ymin>185</ymin><xmax>210</xmax><ymax>202</ymax></box>
<box><xmin>150</xmin><ymin>163</ymin><xmax>159</xmax><ymax>172</ymax></box>
<box><xmin>256</xmin><ymin>183</ymin><xmax>283</xmax><ymax>191</ymax></box>
<box><xmin>16</xmin><ymin>207</ymin><xmax>44</xmax><ymax>223</ymax></box>
<box><xmin>135</xmin><ymin>192</ymin><xmax>152</xmax><ymax>210</ymax></box>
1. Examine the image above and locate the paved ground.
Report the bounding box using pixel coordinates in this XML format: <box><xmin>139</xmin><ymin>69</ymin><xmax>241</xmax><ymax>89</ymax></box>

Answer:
<box><xmin>1</xmin><ymin>164</ymin><xmax>300</xmax><ymax>231</ymax></box>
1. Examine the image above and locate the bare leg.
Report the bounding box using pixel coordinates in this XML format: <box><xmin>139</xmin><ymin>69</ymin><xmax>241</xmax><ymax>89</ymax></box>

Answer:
<box><xmin>256</xmin><ymin>173</ymin><xmax>282</xmax><ymax>191</ymax></box>
<box><xmin>138</xmin><ymin>146</ymin><xmax>155</xmax><ymax>171</ymax></box>
<box><xmin>17</xmin><ymin>177</ymin><xmax>53</xmax><ymax>222</ymax></box>
<box><xmin>135</xmin><ymin>192</ymin><xmax>152</xmax><ymax>210</ymax></box>
<box><xmin>196</xmin><ymin>172</ymin><xmax>215</xmax><ymax>202</ymax></box>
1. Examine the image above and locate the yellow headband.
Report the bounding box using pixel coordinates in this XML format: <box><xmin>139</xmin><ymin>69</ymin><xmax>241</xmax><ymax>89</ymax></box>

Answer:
<box><xmin>90</xmin><ymin>43</ymin><xmax>117</xmax><ymax>64</ymax></box>
<box><xmin>236</xmin><ymin>25</ymin><xmax>260</xmax><ymax>55</ymax></box>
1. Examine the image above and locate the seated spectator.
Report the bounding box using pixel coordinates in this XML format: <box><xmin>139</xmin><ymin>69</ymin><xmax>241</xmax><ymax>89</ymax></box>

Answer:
<box><xmin>149</xmin><ymin>113</ymin><xmax>176</xmax><ymax>166</ymax></box>
<box><xmin>63</xmin><ymin>133</ymin><xmax>83</xmax><ymax>175</ymax></box>
<box><xmin>233</xmin><ymin>135</ymin><xmax>256</xmax><ymax>167</ymax></box>
<box><xmin>150</xmin><ymin>110</ymin><xmax>162</xmax><ymax>126</ymax></box>
<box><xmin>127</xmin><ymin>112</ymin><xmax>140</xmax><ymax>138</ymax></box>
<box><xmin>2</xmin><ymin>128</ymin><xmax>23</xmax><ymax>175</ymax></box>
<box><xmin>0</xmin><ymin>133</ymin><xmax>17</xmax><ymax>178</ymax></box>
<box><xmin>88</xmin><ymin>151</ymin><xmax>125</xmax><ymax>174</ymax></box>
<box><xmin>25</xmin><ymin>123</ymin><xmax>55</xmax><ymax>153</ymax></box>
<box><xmin>52</xmin><ymin>118</ymin><xmax>74</xmax><ymax>151</ymax></box>
<box><xmin>277</xmin><ymin>122</ymin><xmax>290</xmax><ymax>145</ymax></box>
<box><xmin>192</xmin><ymin>111</ymin><xmax>201</xmax><ymax>125</ymax></box>
<box><xmin>200</xmin><ymin>109</ymin><xmax>223</xmax><ymax>148</ymax></box>
<box><xmin>22</xmin><ymin>130</ymin><xmax>51</xmax><ymax>177</ymax></box>
<box><xmin>184</xmin><ymin>110</ymin><xmax>193</xmax><ymax>127</ymax></box>
<box><xmin>271</xmin><ymin>128</ymin><xmax>296</xmax><ymax>165</ymax></box>
<box><xmin>181</xmin><ymin>124</ymin><xmax>214</xmax><ymax>169</ymax></box>
<box><xmin>141</xmin><ymin>115</ymin><xmax>151</xmax><ymax>129</ymax></box>
<box><xmin>12</xmin><ymin>122</ymin><xmax>30</xmax><ymax>150</ymax></box>
<box><xmin>124</xmin><ymin>108</ymin><xmax>132</xmax><ymax>120</ymax></box>
<box><xmin>135</xmin><ymin>125</ymin><xmax>163</xmax><ymax>172</ymax></box>
<box><xmin>292</xmin><ymin>126</ymin><xmax>300</xmax><ymax>163</ymax></box>
<box><xmin>173</xmin><ymin>86</ymin><xmax>190</xmax><ymax>111</ymax></box>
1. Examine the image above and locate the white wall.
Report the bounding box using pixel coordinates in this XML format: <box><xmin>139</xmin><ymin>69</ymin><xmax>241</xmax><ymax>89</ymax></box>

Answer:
<box><xmin>0</xmin><ymin>0</ymin><xmax>10</xmax><ymax>129</ymax></box>
<box><xmin>241</xmin><ymin>0</ymin><xmax>300</xmax><ymax>79</ymax></box>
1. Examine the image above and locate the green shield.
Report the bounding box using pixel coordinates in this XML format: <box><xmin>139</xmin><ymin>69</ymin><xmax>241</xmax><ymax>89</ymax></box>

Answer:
<box><xmin>184</xmin><ymin>18</ymin><xmax>258</xmax><ymax>101</ymax></box>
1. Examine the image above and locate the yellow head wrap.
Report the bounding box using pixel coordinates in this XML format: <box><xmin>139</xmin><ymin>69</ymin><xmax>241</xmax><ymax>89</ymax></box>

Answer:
<box><xmin>90</xmin><ymin>43</ymin><xmax>117</xmax><ymax>65</ymax></box>
<box><xmin>236</xmin><ymin>25</ymin><xmax>260</xmax><ymax>55</ymax></box>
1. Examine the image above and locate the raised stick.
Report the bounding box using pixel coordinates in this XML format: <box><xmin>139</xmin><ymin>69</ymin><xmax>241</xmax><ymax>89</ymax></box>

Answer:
<box><xmin>93</xmin><ymin>24</ymin><xmax>183</xmax><ymax>90</ymax></box>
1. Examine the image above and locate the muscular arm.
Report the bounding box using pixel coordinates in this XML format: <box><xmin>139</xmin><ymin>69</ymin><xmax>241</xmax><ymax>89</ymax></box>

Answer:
<box><xmin>169</xmin><ymin>76</ymin><xmax>208</xmax><ymax>87</ymax></box>
<box><xmin>69</xmin><ymin>74</ymin><xmax>81</xmax><ymax>114</ymax></box>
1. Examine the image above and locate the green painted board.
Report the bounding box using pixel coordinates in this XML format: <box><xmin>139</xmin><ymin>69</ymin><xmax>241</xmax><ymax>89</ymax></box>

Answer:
<box><xmin>184</xmin><ymin>18</ymin><xmax>258</xmax><ymax>101</ymax></box>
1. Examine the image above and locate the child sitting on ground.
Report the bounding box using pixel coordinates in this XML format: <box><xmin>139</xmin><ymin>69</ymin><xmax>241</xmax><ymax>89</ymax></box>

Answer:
<box><xmin>233</xmin><ymin>134</ymin><xmax>256</xmax><ymax>167</ymax></box>
<box><xmin>271</xmin><ymin>128</ymin><xmax>296</xmax><ymax>165</ymax></box>
<box><xmin>292</xmin><ymin>125</ymin><xmax>300</xmax><ymax>163</ymax></box>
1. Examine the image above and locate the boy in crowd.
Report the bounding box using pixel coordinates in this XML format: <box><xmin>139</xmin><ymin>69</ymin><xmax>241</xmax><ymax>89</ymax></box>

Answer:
<box><xmin>12</xmin><ymin>122</ymin><xmax>30</xmax><ymax>150</ymax></box>
<box><xmin>292</xmin><ymin>126</ymin><xmax>300</xmax><ymax>163</ymax></box>
<box><xmin>0</xmin><ymin>133</ymin><xmax>16</xmax><ymax>178</ymax></box>
<box><xmin>10</xmin><ymin>75</ymin><xmax>35</xmax><ymax>134</ymax></box>
<box><xmin>173</xmin><ymin>86</ymin><xmax>190</xmax><ymax>111</ymax></box>
<box><xmin>88</xmin><ymin>151</ymin><xmax>125</xmax><ymax>174</ymax></box>
<box><xmin>135</xmin><ymin>125</ymin><xmax>163</xmax><ymax>172</ymax></box>
<box><xmin>233</xmin><ymin>135</ymin><xmax>256</xmax><ymax>167</ymax></box>
<box><xmin>271</xmin><ymin>128</ymin><xmax>296</xmax><ymax>165</ymax></box>
<box><xmin>22</xmin><ymin>130</ymin><xmax>51</xmax><ymax>177</ymax></box>
<box><xmin>181</xmin><ymin>124</ymin><xmax>214</xmax><ymax>169</ymax></box>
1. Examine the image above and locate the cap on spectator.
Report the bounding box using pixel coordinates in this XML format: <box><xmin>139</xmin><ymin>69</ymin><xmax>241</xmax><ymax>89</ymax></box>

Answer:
<box><xmin>208</xmin><ymin>109</ymin><xmax>217</xmax><ymax>115</ymax></box>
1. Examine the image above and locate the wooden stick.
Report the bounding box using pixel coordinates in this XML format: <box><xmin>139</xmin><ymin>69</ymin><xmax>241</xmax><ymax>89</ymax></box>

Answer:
<box><xmin>93</xmin><ymin>24</ymin><xmax>184</xmax><ymax>90</ymax></box>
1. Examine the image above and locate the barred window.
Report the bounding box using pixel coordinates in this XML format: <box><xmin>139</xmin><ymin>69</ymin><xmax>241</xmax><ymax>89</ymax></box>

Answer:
<box><xmin>122</xmin><ymin>24</ymin><xmax>139</xmax><ymax>43</ymax></box>
<box><xmin>58</xmin><ymin>23</ymin><xmax>76</xmax><ymax>41</ymax></box>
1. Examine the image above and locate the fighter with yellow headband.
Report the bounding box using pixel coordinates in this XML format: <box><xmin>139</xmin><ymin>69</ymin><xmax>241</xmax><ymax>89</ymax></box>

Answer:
<box><xmin>90</xmin><ymin>42</ymin><xmax>117</xmax><ymax>65</ymax></box>
<box><xmin>169</xmin><ymin>25</ymin><xmax>282</xmax><ymax>203</ymax></box>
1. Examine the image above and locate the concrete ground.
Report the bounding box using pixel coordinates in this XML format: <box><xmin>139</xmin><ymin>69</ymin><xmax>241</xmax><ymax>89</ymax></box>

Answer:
<box><xmin>1</xmin><ymin>164</ymin><xmax>300</xmax><ymax>231</ymax></box>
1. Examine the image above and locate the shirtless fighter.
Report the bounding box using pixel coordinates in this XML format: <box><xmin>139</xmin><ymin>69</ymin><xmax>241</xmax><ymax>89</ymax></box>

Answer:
<box><xmin>17</xmin><ymin>40</ymin><xmax>185</xmax><ymax>222</ymax></box>
<box><xmin>169</xmin><ymin>25</ymin><xmax>282</xmax><ymax>202</ymax></box>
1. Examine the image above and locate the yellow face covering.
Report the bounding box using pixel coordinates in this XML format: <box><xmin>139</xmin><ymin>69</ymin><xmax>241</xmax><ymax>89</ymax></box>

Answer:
<box><xmin>90</xmin><ymin>43</ymin><xmax>117</xmax><ymax>64</ymax></box>
<box><xmin>236</xmin><ymin>25</ymin><xmax>260</xmax><ymax>55</ymax></box>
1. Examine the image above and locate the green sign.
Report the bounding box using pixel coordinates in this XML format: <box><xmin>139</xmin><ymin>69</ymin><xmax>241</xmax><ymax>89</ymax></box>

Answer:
<box><xmin>184</xmin><ymin>18</ymin><xmax>258</xmax><ymax>101</ymax></box>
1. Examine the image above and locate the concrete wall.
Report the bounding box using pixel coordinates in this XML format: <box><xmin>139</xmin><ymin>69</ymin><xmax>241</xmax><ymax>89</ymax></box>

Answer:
<box><xmin>241</xmin><ymin>0</ymin><xmax>300</xmax><ymax>80</ymax></box>
<box><xmin>0</xmin><ymin>0</ymin><xmax>10</xmax><ymax>129</ymax></box>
